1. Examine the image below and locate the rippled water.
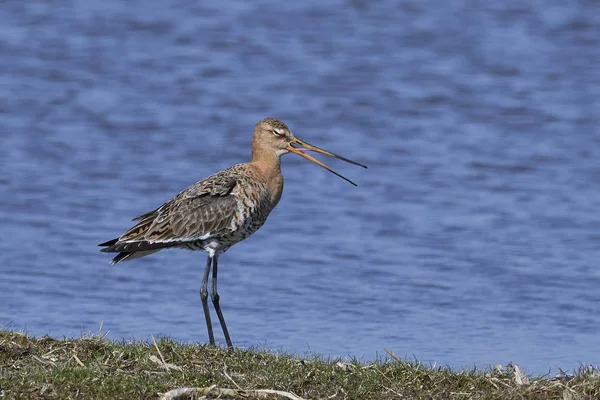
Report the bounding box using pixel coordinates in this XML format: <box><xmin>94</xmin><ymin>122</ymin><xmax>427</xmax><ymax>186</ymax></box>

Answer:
<box><xmin>1</xmin><ymin>0</ymin><xmax>599</xmax><ymax>375</ymax></box>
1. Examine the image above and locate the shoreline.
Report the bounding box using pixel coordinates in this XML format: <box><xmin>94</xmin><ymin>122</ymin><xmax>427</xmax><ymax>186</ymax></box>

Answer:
<box><xmin>1</xmin><ymin>329</ymin><xmax>597</xmax><ymax>399</ymax></box>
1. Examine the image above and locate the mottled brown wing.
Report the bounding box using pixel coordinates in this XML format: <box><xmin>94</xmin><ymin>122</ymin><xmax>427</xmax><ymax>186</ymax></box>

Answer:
<box><xmin>101</xmin><ymin>170</ymin><xmax>239</xmax><ymax>253</ymax></box>
<box><xmin>143</xmin><ymin>187</ymin><xmax>237</xmax><ymax>243</ymax></box>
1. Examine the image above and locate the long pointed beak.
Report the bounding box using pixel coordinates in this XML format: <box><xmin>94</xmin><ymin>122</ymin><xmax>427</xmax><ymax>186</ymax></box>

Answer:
<box><xmin>287</xmin><ymin>137</ymin><xmax>367</xmax><ymax>186</ymax></box>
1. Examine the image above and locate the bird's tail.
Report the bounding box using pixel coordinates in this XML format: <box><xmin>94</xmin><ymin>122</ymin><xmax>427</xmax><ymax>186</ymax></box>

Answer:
<box><xmin>108</xmin><ymin>249</ymin><xmax>160</xmax><ymax>265</ymax></box>
<box><xmin>99</xmin><ymin>235</ymin><xmax>185</xmax><ymax>264</ymax></box>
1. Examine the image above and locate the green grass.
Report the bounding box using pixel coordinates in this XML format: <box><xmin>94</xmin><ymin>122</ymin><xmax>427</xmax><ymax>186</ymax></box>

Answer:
<box><xmin>0</xmin><ymin>329</ymin><xmax>598</xmax><ymax>399</ymax></box>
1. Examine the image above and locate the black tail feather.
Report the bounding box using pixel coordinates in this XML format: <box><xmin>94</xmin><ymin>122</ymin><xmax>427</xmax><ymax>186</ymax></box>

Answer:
<box><xmin>99</xmin><ymin>238</ymin><xmax>118</xmax><ymax>247</ymax></box>
<box><xmin>111</xmin><ymin>252</ymin><xmax>131</xmax><ymax>264</ymax></box>
<box><xmin>100</xmin><ymin>239</ymin><xmax>182</xmax><ymax>253</ymax></box>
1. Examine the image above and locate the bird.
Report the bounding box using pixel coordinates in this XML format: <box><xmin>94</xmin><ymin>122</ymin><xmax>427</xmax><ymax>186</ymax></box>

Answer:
<box><xmin>99</xmin><ymin>117</ymin><xmax>367</xmax><ymax>349</ymax></box>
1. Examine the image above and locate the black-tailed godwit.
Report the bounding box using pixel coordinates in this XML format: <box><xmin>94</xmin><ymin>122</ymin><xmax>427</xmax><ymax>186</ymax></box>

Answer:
<box><xmin>99</xmin><ymin>117</ymin><xmax>366</xmax><ymax>348</ymax></box>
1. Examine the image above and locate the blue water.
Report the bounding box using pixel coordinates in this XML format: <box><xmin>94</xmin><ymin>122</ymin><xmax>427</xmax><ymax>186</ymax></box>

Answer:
<box><xmin>1</xmin><ymin>0</ymin><xmax>599</xmax><ymax>376</ymax></box>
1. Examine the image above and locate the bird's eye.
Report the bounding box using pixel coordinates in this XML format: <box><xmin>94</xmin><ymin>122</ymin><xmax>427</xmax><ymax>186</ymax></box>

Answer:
<box><xmin>272</xmin><ymin>129</ymin><xmax>283</xmax><ymax>137</ymax></box>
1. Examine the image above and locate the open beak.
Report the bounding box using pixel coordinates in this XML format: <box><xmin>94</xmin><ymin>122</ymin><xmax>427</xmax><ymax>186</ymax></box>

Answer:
<box><xmin>287</xmin><ymin>137</ymin><xmax>368</xmax><ymax>186</ymax></box>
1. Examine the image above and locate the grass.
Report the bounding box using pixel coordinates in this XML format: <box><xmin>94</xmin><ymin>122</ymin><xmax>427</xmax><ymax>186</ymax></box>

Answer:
<box><xmin>0</xmin><ymin>329</ymin><xmax>598</xmax><ymax>399</ymax></box>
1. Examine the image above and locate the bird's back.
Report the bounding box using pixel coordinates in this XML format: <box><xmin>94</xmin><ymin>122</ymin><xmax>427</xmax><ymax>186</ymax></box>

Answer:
<box><xmin>100</xmin><ymin>163</ymin><xmax>277</xmax><ymax>263</ymax></box>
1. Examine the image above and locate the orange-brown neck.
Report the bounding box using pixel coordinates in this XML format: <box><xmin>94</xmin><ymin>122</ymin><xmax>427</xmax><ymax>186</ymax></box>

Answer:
<box><xmin>250</xmin><ymin>142</ymin><xmax>284</xmax><ymax>206</ymax></box>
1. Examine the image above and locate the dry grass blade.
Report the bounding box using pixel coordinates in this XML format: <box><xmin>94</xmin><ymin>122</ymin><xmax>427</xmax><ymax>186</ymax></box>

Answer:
<box><xmin>384</xmin><ymin>347</ymin><xmax>402</xmax><ymax>363</ymax></box>
<box><xmin>159</xmin><ymin>386</ymin><xmax>307</xmax><ymax>400</ymax></box>
<box><xmin>150</xmin><ymin>334</ymin><xmax>181</xmax><ymax>371</ymax></box>
<box><xmin>223</xmin><ymin>366</ymin><xmax>243</xmax><ymax>390</ymax></box>
<box><xmin>149</xmin><ymin>355</ymin><xmax>182</xmax><ymax>372</ymax></box>
<box><xmin>72</xmin><ymin>354</ymin><xmax>85</xmax><ymax>367</ymax></box>
<box><xmin>151</xmin><ymin>334</ymin><xmax>166</xmax><ymax>365</ymax></box>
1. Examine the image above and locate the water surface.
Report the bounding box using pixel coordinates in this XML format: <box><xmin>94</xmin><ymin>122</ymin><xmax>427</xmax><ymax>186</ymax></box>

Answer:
<box><xmin>1</xmin><ymin>0</ymin><xmax>599</xmax><ymax>375</ymax></box>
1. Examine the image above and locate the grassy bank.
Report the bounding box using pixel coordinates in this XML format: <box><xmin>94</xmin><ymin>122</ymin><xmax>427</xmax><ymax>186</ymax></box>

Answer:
<box><xmin>0</xmin><ymin>330</ymin><xmax>597</xmax><ymax>399</ymax></box>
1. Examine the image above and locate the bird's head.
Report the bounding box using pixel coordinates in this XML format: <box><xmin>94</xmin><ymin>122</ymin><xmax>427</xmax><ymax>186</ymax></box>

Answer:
<box><xmin>252</xmin><ymin>117</ymin><xmax>367</xmax><ymax>186</ymax></box>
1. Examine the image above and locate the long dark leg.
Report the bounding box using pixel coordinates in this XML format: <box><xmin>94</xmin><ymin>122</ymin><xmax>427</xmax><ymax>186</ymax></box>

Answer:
<box><xmin>211</xmin><ymin>255</ymin><xmax>233</xmax><ymax>349</ymax></box>
<box><xmin>200</xmin><ymin>256</ymin><xmax>215</xmax><ymax>346</ymax></box>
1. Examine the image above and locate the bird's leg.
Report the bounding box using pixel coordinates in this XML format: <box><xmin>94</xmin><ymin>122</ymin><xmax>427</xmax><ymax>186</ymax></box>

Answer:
<box><xmin>211</xmin><ymin>255</ymin><xmax>233</xmax><ymax>349</ymax></box>
<box><xmin>200</xmin><ymin>256</ymin><xmax>215</xmax><ymax>346</ymax></box>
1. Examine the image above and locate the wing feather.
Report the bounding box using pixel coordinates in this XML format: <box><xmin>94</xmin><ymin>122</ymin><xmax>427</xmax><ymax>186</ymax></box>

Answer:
<box><xmin>100</xmin><ymin>167</ymin><xmax>241</xmax><ymax>254</ymax></box>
